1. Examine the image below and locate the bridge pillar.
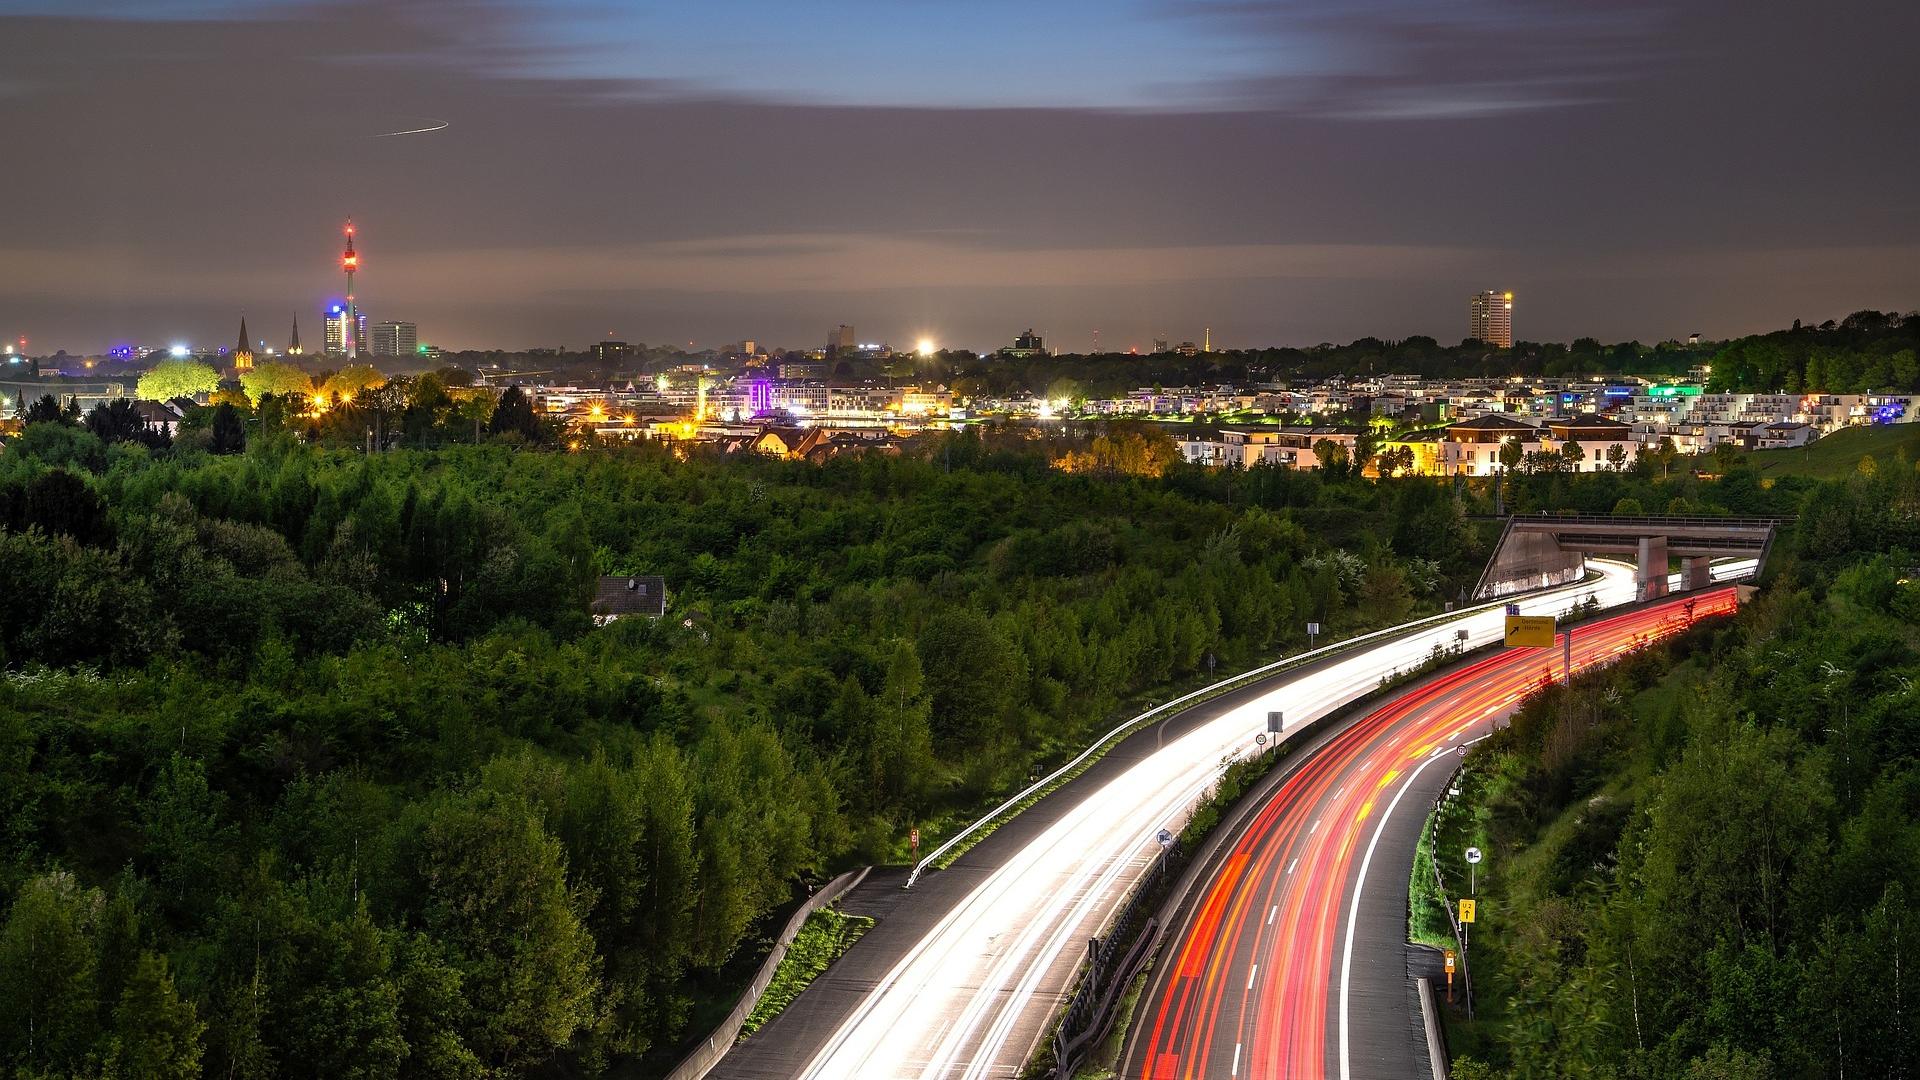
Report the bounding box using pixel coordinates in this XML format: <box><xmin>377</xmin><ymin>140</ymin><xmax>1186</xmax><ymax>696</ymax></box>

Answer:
<box><xmin>1637</xmin><ymin>534</ymin><xmax>1669</xmax><ymax>600</ymax></box>
<box><xmin>1682</xmin><ymin>556</ymin><xmax>1712</xmax><ymax>591</ymax></box>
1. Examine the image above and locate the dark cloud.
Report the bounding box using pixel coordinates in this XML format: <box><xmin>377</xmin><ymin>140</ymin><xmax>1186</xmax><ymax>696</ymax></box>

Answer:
<box><xmin>0</xmin><ymin>0</ymin><xmax>1914</xmax><ymax>353</ymax></box>
<box><xmin>1159</xmin><ymin>0</ymin><xmax>1671</xmax><ymax>118</ymax></box>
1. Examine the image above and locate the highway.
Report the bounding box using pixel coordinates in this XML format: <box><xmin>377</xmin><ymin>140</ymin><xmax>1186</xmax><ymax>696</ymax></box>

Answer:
<box><xmin>1122</xmin><ymin>586</ymin><xmax>1741</xmax><ymax>1080</ymax></box>
<box><xmin>765</xmin><ymin>559</ymin><xmax>1676</xmax><ymax>1080</ymax></box>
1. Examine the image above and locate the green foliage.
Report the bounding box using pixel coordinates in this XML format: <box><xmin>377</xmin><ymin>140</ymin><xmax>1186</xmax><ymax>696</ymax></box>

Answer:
<box><xmin>239</xmin><ymin>361</ymin><xmax>315</xmax><ymax>405</ymax></box>
<box><xmin>738</xmin><ymin>906</ymin><xmax>873</xmax><ymax>1039</ymax></box>
<box><xmin>137</xmin><ymin>359</ymin><xmax>221</xmax><ymax>403</ymax></box>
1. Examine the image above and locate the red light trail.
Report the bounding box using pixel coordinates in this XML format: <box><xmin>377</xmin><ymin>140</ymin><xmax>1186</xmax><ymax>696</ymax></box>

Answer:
<box><xmin>1130</xmin><ymin>588</ymin><xmax>1738</xmax><ymax>1080</ymax></box>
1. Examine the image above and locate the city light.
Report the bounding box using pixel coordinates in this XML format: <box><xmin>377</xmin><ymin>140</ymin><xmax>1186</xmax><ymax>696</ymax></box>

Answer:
<box><xmin>169</xmin><ymin>344</ymin><xmax>189</xmax><ymax>357</ymax></box>
<box><xmin>917</xmin><ymin>337</ymin><xmax>936</xmax><ymax>356</ymax></box>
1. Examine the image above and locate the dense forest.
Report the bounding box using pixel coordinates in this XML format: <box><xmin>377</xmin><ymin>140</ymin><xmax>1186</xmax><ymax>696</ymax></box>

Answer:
<box><xmin>1439</xmin><ymin>446</ymin><xmax>1920</xmax><ymax>1077</ymax></box>
<box><xmin>1</xmin><ymin>308</ymin><xmax>1914</xmax><ymax>1077</ymax></box>
<box><xmin>0</xmin><ymin>420</ymin><xmax>1477</xmax><ymax>1078</ymax></box>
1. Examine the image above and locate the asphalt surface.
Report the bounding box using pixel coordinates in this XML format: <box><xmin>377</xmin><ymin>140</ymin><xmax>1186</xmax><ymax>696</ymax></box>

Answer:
<box><xmin>1120</xmin><ymin>589</ymin><xmax>1739</xmax><ymax>1080</ymax></box>
<box><xmin>708</xmin><ymin>567</ymin><xmax>1647</xmax><ymax>1080</ymax></box>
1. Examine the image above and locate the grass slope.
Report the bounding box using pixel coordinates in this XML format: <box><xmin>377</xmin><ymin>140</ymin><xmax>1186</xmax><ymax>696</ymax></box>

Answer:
<box><xmin>1748</xmin><ymin>422</ymin><xmax>1920</xmax><ymax>479</ymax></box>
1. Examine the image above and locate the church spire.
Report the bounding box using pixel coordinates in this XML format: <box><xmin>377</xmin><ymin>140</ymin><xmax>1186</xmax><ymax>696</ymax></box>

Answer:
<box><xmin>233</xmin><ymin>315</ymin><xmax>255</xmax><ymax>373</ymax></box>
<box><xmin>289</xmin><ymin>313</ymin><xmax>302</xmax><ymax>356</ymax></box>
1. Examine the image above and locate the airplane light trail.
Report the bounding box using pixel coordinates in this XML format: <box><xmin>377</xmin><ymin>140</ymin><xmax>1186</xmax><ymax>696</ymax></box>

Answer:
<box><xmin>371</xmin><ymin>118</ymin><xmax>450</xmax><ymax>137</ymax></box>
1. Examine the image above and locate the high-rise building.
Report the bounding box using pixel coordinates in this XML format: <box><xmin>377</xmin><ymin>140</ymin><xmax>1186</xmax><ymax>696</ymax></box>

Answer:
<box><xmin>1470</xmin><ymin>290</ymin><xmax>1514</xmax><ymax>348</ymax></box>
<box><xmin>372</xmin><ymin>321</ymin><xmax>418</xmax><ymax>357</ymax></box>
<box><xmin>592</xmin><ymin>340</ymin><xmax>632</xmax><ymax>364</ymax></box>
<box><xmin>325</xmin><ymin>305</ymin><xmax>368</xmax><ymax>356</ymax></box>
<box><xmin>827</xmin><ymin>324</ymin><xmax>856</xmax><ymax>359</ymax></box>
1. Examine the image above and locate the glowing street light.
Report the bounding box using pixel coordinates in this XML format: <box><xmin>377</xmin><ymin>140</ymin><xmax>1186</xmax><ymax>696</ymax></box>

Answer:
<box><xmin>917</xmin><ymin>337</ymin><xmax>937</xmax><ymax>357</ymax></box>
<box><xmin>169</xmin><ymin>344</ymin><xmax>190</xmax><ymax>357</ymax></box>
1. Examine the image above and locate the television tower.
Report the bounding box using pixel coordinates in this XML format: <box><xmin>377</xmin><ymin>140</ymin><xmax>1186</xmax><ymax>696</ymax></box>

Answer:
<box><xmin>341</xmin><ymin>219</ymin><xmax>360</xmax><ymax>359</ymax></box>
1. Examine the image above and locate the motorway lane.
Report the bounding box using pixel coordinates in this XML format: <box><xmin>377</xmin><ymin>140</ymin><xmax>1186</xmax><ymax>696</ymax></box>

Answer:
<box><xmin>1124</xmin><ymin>588</ymin><xmax>1740</xmax><ymax>1080</ymax></box>
<box><xmin>769</xmin><ymin>562</ymin><xmax>1659</xmax><ymax>1080</ymax></box>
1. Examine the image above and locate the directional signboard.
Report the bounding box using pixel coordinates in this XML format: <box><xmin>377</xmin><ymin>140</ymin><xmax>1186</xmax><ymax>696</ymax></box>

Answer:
<box><xmin>1458</xmin><ymin>898</ymin><xmax>1477</xmax><ymax>924</ymax></box>
<box><xmin>1503</xmin><ymin>615</ymin><xmax>1557</xmax><ymax>648</ymax></box>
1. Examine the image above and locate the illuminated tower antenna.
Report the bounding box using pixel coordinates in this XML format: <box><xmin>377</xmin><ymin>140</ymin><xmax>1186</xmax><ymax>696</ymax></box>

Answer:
<box><xmin>341</xmin><ymin>219</ymin><xmax>360</xmax><ymax>360</ymax></box>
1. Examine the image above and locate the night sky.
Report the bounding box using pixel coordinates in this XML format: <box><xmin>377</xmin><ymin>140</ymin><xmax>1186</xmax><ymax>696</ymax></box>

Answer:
<box><xmin>1</xmin><ymin>0</ymin><xmax>1915</xmax><ymax>354</ymax></box>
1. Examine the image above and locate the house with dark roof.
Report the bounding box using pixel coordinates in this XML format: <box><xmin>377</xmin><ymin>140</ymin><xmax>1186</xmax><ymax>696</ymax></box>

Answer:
<box><xmin>591</xmin><ymin>575</ymin><xmax>668</xmax><ymax>625</ymax></box>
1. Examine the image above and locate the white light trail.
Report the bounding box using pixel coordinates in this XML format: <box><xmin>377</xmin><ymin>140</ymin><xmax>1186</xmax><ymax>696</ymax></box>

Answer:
<box><xmin>371</xmin><ymin>118</ymin><xmax>451</xmax><ymax>137</ymax></box>
<box><xmin>795</xmin><ymin>559</ymin><xmax>1751</xmax><ymax>1079</ymax></box>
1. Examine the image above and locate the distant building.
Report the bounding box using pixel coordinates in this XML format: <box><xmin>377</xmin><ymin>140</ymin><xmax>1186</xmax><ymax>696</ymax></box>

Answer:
<box><xmin>1152</xmin><ymin>338</ymin><xmax>1170</xmax><ymax>354</ymax></box>
<box><xmin>1174</xmin><ymin>341</ymin><xmax>1199</xmax><ymax>357</ymax></box>
<box><xmin>371</xmin><ymin>321</ymin><xmax>418</xmax><ymax>358</ymax></box>
<box><xmin>827</xmin><ymin>324</ymin><xmax>857</xmax><ymax>359</ymax></box>
<box><xmin>325</xmin><ymin>305</ymin><xmax>368</xmax><ymax>356</ymax></box>
<box><xmin>287</xmin><ymin>314</ymin><xmax>303</xmax><ymax>356</ymax></box>
<box><xmin>1469</xmin><ymin>290</ymin><xmax>1514</xmax><ymax>348</ymax></box>
<box><xmin>591</xmin><ymin>575</ymin><xmax>668</xmax><ymax>624</ymax></box>
<box><xmin>1000</xmin><ymin>329</ymin><xmax>1046</xmax><ymax>359</ymax></box>
<box><xmin>592</xmin><ymin>340</ymin><xmax>632</xmax><ymax>364</ymax></box>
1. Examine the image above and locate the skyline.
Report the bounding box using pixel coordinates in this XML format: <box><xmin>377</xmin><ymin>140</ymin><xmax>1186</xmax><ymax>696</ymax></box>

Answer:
<box><xmin>1</xmin><ymin>0</ymin><xmax>1916</xmax><ymax>353</ymax></box>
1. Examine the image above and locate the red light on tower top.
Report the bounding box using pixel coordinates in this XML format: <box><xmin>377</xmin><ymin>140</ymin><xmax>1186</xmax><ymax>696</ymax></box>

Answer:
<box><xmin>342</xmin><ymin>218</ymin><xmax>359</xmax><ymax>273</ymax></box>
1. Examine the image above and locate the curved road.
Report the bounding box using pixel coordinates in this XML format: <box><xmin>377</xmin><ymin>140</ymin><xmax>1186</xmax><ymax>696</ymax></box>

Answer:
<box><xmin>760</xmin><ymin>562</ymin><xmax>1658</xmax><ymax>1080</ymax></box>
<box><xmin>1123</xmin><ymin>587</ymin><xmax>1740</xmax><ymax>1080</ymax></box>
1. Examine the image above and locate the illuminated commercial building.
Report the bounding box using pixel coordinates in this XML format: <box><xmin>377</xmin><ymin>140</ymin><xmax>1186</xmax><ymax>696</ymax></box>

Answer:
<box><xmin>371</xmin><ymin>321</ymin><xmax>418</xmax><ymax>357</ymax></box>
<box><xmin>324</xmin><ymin>305</ymin><xmax>368</xmax><ymax>356</ymax></box>
<box><xmin>1469</xmin><ymin>289</ymin><xmax>1514</xmax><ymax>348</ymax></box>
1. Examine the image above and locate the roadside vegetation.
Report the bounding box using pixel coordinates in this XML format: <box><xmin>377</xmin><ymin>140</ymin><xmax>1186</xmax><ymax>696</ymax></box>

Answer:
<box><xmin>1436</xmin><ymin>448</ymin><xmax>1920</xmax><ymax>1077</ymax></box>
<box><xmin>737</xmin><ymin>906</ymin><xmax>873</xmax><ymax>1041</ymax></box>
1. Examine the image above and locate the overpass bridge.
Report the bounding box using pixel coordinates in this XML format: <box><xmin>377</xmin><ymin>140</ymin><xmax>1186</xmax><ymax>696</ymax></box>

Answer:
<box><xmin>1474</xmin><ymin>513</ymin><xmax>1781</xmax><ymax>602</ymax></box>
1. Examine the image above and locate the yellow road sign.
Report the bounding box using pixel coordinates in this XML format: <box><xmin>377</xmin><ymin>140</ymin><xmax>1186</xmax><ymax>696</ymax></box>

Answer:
<box><xmin>1459</xmin><ymin>899</ymin><xmax>1477</xmax><ymax>924</ymax></box>
<box><xmin>1503</xmin><ymin>615</ymin><xmax>1556</xmax><ymax>648</ymax></box>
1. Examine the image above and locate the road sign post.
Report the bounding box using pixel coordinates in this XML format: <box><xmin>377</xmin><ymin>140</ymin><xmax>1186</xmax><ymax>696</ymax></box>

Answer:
<box><xmin>910</xmin><ymin>826</ymin><xmax>920</xmax><ymax>854</ymax></box>
<box><xmin>1465</xmin><ymin>846</ymin><xmax>1482</xmax><ymax>895</ymax></box>
<box><xmin>1306</xmin><ymin>622</ymin><xmax>1320</xmax><ymax>651</ymax></box>
<box><xmin>1444</xmin><ymin>949</ymin><xmax>1456</xmax><ymax>1001</ymax></box>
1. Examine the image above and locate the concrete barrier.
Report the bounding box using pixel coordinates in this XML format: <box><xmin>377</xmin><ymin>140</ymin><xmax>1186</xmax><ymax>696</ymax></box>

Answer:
<box><xmin>663</xmin><ymin>865</ymin><xmax>872</xmax><ymax>1080</ymax></box>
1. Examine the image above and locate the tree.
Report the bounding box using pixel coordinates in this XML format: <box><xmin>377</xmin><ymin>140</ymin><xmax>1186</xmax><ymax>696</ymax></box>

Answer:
<box><xmin>918</xmin><ymin>608</ymin><xmax>1023</xmax><ymax>754</ymax></box>
<box><xmin>84</xmin><ymin>399</ymin><xmax>168</xmax><ymax>448</ymax></box>
<box><xmin>23</xmin><ymin>393</ymin><xmax>70</xmax><ymax>426</ymax></box>
<box><xmin>111</xmin><ymin>951</ymin><xmax>204</xmax><ymax>1080</ymax></box>
<box><xmin>240</xmin><ymin>361</ymin><xmax>316</xmax><ymax>406</ymax></box>
<box><xmin>405</xmin><ymin>789</ymin><xmax>599</xmax><ymax>1070</ymax></box>
<box><xmin>209</xmin><ymin>402</ymin><xmax>247</xmax><ymax>454</ymax></box>
<box><xmin>0</xmin><ymin>872</ymin><xmax>103</xmax><ymax>1073</ymax></box>
<box><xmin>15</xmin><ymin>468</ymin><xmax>114</xmax><ymax>546</ymax></box>
<box><xmin>1606</xmin><ymin>443</ymin><xmax>1629</xmax><ymax>471</ymax></box>
<box><xmin>1313</xmin><ymin>438</ymin><xmax>1351</xmax><ymax>480</ymax></box>
<box><xmin>137</xmin><ymin>359</ymin><xmax>221</xmax><ymax>402</ymax></box>
<box><xmin>1498</xmin><ymin>437</ymin><xmax>1527</xmax><ymax>473</ymax></box>
<box><xmin>321</xmin><ymin>363</ymin><xmax>386</xmax><ymax>402</ymax></box>
<box><xmin>488</xmin><ymin>385</ymin><xmax>541</xmax><ymax>441</ymax></box>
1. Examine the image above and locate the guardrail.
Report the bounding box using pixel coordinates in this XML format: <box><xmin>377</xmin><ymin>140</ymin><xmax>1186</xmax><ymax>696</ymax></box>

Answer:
<box><xmin>663</xmin><ymin>865</ymin><xmax>871</xmax><ymax>1080</ymax></box>
<box><xmin>904</xmin><ymin>572</ymin><xmax>1613</xmax><ymax>889</ymax></box>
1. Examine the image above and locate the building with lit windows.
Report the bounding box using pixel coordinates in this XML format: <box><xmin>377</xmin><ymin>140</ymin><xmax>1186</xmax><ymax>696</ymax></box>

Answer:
<box><xmin>371</xmin><ymin>321</ymin><xmax>417</xmax><ymax>357</ymax></box>
<box><xmin>1469</xmin><ymin>290</ymin><xmax>1514</xmax><ymax>348</ymax></box>
<box><xmin>324</xmin><ymin>305</ymin><xmax>368</xmax><ymax>356</ymax></box>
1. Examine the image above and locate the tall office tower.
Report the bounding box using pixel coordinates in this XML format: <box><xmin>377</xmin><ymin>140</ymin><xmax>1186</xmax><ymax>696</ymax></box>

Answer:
<box><xmin>325</xmin><ymin>305</ymin><xmax>368</xmax><ymax>356</ymax></box>
<box><xmin>826</xmin><ymin>324</ymin><xmax>857</xmax><ymax>359</ymax></box>
<box><xmin>1470</xmin><ymin>290</ymin><xmax>1514</xmax><ymax>347</ymax></box>
<box><xmin>372</xmin><ymin>321</ymin><xmax>417</xmax><ymax>357</ymax></box>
